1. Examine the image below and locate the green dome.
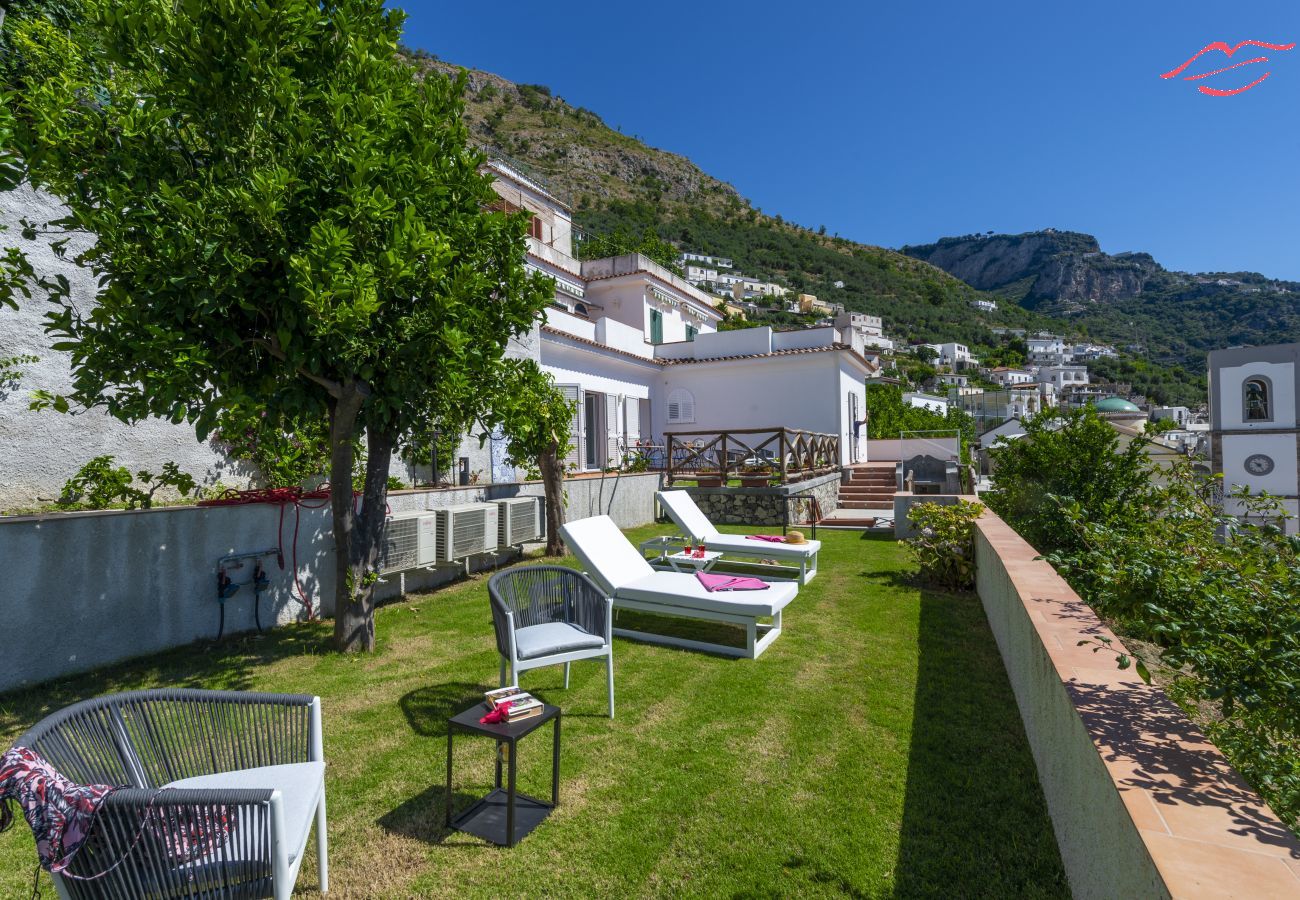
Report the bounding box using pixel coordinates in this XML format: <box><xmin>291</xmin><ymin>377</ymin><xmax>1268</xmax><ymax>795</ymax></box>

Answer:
<box><xmin>1093</xmin><ymin>396</ymin><xmax>1140</xmax><ymax>414</ymax></box>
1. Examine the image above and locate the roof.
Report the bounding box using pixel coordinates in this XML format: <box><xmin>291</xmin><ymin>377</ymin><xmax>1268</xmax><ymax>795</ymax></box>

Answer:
<box><xmin>1093</xmin><ymin>396</ymin><xmax>1141</xmax><ymax>414</ymax></box>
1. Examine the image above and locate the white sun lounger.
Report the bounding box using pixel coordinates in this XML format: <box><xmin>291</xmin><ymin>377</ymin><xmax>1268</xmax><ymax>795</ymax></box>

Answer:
<box><xmin>560</xmin><ymin>515</ymin><xmax>797</xmax><ymax>659</ymax></box>
<box><xmin>645</xmin><ymin>490</ymin><xmax>822</xmax><ymax>585</ymax></box>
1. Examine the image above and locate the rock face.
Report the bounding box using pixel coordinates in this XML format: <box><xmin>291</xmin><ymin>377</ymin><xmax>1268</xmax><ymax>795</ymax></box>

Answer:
<box><xmin>902</xmin><ymin>231</ymin><xmax>1162</xmax><ymax>309</ymax></box>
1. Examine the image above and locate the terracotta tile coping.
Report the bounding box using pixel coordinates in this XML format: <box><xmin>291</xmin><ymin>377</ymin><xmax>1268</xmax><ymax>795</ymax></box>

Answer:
<box><xmin>974</xmin><ymin>513</ymin><xmax>1300</xmax><ymax>898</ymax></box>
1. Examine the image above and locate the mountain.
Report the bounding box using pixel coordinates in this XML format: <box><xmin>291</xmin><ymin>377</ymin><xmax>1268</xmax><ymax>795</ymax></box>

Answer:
<box><xmin>902</xmin><ymin>231</ymin><xmax>1300</xmax><ymax>365</ymax></box>
<box><xmin>408</xmin><ymin>51</ymin><xmax>1055</xmax><ymax>347</ymax></box>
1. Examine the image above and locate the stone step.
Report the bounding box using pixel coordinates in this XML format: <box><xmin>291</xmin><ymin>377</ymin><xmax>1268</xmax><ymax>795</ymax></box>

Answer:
<box><xmin>847</xmin><ymin>474</ymin><xmax>895</xmax><ymax>484</ymax></box>
<box><xmin>840</xmin><ymin>484</ymin><xmax>891</xmax><ymax>494</ymax></box>
<box><xmin>838</xmin><ymin>499</ymin><xmax>894</xmax><ymax>509</ymax></box>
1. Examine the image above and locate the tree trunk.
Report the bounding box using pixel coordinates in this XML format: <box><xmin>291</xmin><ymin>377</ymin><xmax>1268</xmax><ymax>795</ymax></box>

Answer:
<box><xmin>540</xmin><ymin>438</ymin><xmax>566</xmax><ymax>556</ymax></box>
<box><xmin>327</xmin><ymin>387</ymin><xmax>367</xmax><ymax>652</ymax></box>
<box><xmin>335</xmin><ymin>426</ymin><xmax>394</xmax><ymax>652</ymax></box>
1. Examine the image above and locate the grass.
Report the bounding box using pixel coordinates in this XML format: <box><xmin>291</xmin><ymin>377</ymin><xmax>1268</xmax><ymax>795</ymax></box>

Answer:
<box><xmin>0</xmin><ymin>524</ymin><xmax>1068</xmax><ymax>898</ymax></box>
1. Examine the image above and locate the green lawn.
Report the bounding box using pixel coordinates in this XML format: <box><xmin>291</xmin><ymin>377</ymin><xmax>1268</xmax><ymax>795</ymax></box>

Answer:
<box><xmin>0</xmin><ymin>525</ymin><xmax>1068</xmax><ymax>898</ymax></box>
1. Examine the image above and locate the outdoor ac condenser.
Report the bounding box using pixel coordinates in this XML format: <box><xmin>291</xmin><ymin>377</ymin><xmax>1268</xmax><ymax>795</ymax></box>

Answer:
<box><xmin>495</xmin><ymin>496</ymin><xmax>544</xmax><ymax>547</ymax></box>
<box><xmin>378</xmin><ymin>510</ymin><xmax>438</xmax><ymax>574</ymax></box>
<box><xmin>434</xmin><ymin>503</ymin><xmax>500</xmax><ymax>562</ymax></box>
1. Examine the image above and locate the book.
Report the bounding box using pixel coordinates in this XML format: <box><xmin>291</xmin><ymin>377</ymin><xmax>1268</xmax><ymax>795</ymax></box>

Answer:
<box><xmin>504</xmin><ymin>697</ymin><xmax>544</xmax><ymax>721</ymax></box>
<box><xmin>484</xmin><ymin>686</ymin><xmax>526</xmax><ymax>710</ymax></box>
<box><xmin>505</xmin><ymin>703</ymin><xmax>543</xmax><ymax>723</ymax></box>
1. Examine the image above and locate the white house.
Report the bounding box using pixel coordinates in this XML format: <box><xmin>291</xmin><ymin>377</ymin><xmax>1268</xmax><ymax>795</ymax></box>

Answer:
<box><xmin>903</xmin><ymin>392</ymin><xmax>950</xmax><ymax>415</ymax></box>
<box><xmin>834</xmin><ymin>312</ymin><xmax>894</xmax><ymax>352</ymax></box>
<box><xmin>1207</xmin><ymin>343</ymin><xmax>1300</xmax><ymax>532</ymax></box>
<box><xmin>1028</xmin><ymin>336</ymin><xmax>1067</xmax><ymax>365</ymax></box>
<box><xmin>489</xmin><ymin>162</ymin><xmax>874</xmax><ymax>472</ymax></box>
<box><xmin>970</xmin><ymin>298</ymin><xmax>999</xmax><ymax>313</ymax></box>
<box><xmin>1151</xmin><ymin>406</ymin><xmax>1192</xmax><ymax>427</ymax></box>
<box><xmin>1037</xmin><ymin>365</ymin><xmax>1090</xmax><ymax>391</ymax></box>
<box><xmin>928</xmin><ymin>342</ymin><xmax>977</xmax><ymax>371</ymax></box>
<box><xmin>988</xmin><ymin>366</ymin><xmax>1035</xmax><ymax>387</ymax></box>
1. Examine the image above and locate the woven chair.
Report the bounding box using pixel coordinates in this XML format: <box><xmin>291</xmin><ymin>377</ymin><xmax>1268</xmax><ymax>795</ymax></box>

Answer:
<box><xmin>17</xmin><ymin>689</ymin><xmax>327</xmax><ymax>899</ymax></box>
<box><xmin>488</xmin><ymin>566</ymin><xmax>615</xmax><ymax>718</ymax></box>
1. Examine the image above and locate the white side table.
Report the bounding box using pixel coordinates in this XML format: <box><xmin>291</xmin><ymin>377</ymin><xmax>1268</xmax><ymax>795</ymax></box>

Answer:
<box><xmin>664</xmin><ymin>550</ymin><xmax>723</xmax><ymax>573</ymax></box>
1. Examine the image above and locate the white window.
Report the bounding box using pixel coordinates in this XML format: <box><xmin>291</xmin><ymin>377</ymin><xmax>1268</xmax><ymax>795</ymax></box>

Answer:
<box><xmin>667</xmin><ymin>388</ymin><xmax>695</xmax><ymax>424</ymax></box>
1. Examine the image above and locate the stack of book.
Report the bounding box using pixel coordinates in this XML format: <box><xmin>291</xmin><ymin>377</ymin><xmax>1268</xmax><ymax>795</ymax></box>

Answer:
<box><xmin>483</xmin><ymin>686</ymin><xmax>544</xmax><ymax>722</ymax></box>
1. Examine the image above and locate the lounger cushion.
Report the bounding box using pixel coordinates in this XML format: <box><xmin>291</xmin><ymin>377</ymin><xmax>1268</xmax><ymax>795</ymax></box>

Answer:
<box><xmin>657</xmin><ymin>490</ymin><xmax>720</xmax><ymax>541</ymax></box>
<box><xmin>616</xmin><ymin>572</ymin><xmax>796</xmax><ymax>618</ymax></box>
<box><xmin>514</xmin><ymin>622</ymin><xmax>605</xmax><ymax>660</ymax></box>
<box><xmin>699</xmin><ymin>533</ymin><xmax>821</xmax><ymax>560</ymax></box>
<box><xmin>163</xmin><ymin>761</ymin><xmax>324</xmax><ymax>865</ymax></box>
<box><xmin>560</xmin><ymin>515</ymin><xmax>655</xmax><ymax>594</ymax></box>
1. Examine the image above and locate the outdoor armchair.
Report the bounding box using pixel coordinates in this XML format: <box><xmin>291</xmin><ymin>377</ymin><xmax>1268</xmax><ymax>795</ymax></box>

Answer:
<box><xmin>17</xmin><ymin>688</ymin><xmax>327</xmax><ymax>900</ymax></box>
<box><xmin>488</xmin><ymin>566</ymin><xmax>615</xmax><ymax>718</ymax></box>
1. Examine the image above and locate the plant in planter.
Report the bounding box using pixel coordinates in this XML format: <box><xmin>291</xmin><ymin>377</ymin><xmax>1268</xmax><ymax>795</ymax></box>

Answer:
<box><xmin>739</xmin><ymin>464</ymin><xmax>773</xmax><ymax>487</ymax></box>
<box><xmin>695</xmin><ymin>471</ymin><xmax>724</xmax><ymax>488</ymax></box>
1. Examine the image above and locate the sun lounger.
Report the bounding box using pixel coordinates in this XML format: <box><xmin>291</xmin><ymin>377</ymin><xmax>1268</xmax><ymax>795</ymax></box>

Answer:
<box><xmin>645</xmin><ymin>490</ymin><xmax>822</xmax><ymax>584</ymax></box>
<box><xmin>560</xmin><ymin>515</ymin><xmax>797</xmax><ymax>659</ymax></box>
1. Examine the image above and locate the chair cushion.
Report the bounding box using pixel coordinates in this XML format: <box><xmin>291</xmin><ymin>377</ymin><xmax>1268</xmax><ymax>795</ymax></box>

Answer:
<box><xmin>616</xmin><ymin>571</ymin><xmax>796</xmax><ymax>617</ymax></box>
<box><xmin>560</xmin><ymin>515</ymin><xmax>655</xmax><ymax>593</ymax></box>
<box><xmin>700</xmin><ymin>533</ymin><xmax>821</xmax><ymax>560</ymax></box>
<box><xmin>514</xmin><ymin>622</ymin><xmax>605</xmax><ymax>660</ymax></box>
<box><xmin>163</xmin><ymin>761</ymin><xmax>324</xmax><ymax>865</ymax></box>
<box><xmin>657</xmin><ymin>490</ymin><xmax>719</xmax><ymax>541</ymax></box>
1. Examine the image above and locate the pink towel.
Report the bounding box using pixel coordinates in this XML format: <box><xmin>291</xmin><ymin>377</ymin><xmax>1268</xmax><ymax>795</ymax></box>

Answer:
<box><xmin>696</xmin><ymin>572</ymin><xmax>769</xmax><ymax>592</ymax></box>
<box><xmin>744</xmin><ymin>535</ymin><xmax>787</xmax><ymax>543</ymax></box>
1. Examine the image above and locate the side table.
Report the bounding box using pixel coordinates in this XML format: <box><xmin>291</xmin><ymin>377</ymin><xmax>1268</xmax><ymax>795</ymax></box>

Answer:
<box><xmin>663</xmin><ymin>549</ymin><xmax>723</xmax><ymax>573</ymax></box>
<box><xmin>445</xmin><ymin>702</ymin><xmax>561</xmax><ymax>847</ymax></box>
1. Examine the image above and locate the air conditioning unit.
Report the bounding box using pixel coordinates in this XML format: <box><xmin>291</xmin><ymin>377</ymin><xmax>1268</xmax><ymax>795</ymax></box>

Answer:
<box><xmin>378</xmin><ymin>510</ymin><xmax>438</xmax><ymax>574</ymax></box>
<box><xmin>496</xmin><ymin>497</ymin><xmax>544</xmax><ymax>547</ymax></box>
<box><xmin>435</xmin><ymin>503</ymin><xmax>499</xmax><ymax>562</ymax></box>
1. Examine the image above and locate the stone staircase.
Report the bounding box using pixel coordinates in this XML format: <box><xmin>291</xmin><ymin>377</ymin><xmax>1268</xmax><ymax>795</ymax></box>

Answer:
<box><xmin>837</xmin><ymin>464</ymin><xmax>896</xmax><ymax>510</ymax></box>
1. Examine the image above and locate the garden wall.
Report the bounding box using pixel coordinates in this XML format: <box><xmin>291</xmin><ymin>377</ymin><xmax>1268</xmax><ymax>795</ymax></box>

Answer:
<box><xmin>974</xmin><ymin>512</ymin><xmax>1300</xmax><ymax>898</ymax></box>
<box><xmin>682</xmin><ymin>472</ymin><xmax>839</xmax><ymax>528</ymax></box>
<box><xmin>0</xmin><ymin>472</ymin><xmax>662</xmax><ymax>694</ymax></box>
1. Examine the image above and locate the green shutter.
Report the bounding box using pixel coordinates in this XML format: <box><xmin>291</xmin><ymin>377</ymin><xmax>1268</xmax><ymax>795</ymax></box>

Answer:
<box><xmin>651</xmin><ymin>308</ymin><xmax>663</xmax><ymax>345</ymax></box>
<box><xmin>686</xmin><ymin>325</ymin><xmax>696</xmax><ymax>342</ymax></box>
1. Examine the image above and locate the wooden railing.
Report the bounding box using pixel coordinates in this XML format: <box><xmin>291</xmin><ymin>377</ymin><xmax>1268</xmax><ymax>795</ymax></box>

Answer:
<box><xmin>664</xmin><ymin>427</ymin><xmax>840</xmax><ymax>486</ymax></box>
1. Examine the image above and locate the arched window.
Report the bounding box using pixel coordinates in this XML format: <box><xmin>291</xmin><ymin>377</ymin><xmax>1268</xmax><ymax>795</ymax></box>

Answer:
<box><xmin>1244</xmin><ymin>377</ymin><xmax>1272</xmax><ymax>422</ymax></box>
<box><xmin>666</xmin><ymin>388</ymin><xmax>695</xmax><ymax>424</ymax></box>
<box><xmin>574</xmin><ymin>302</ymin><xmax>589</xmax><ymax>318</ymax></box>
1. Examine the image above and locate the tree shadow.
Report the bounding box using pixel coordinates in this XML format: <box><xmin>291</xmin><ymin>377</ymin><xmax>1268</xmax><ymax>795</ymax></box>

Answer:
<box><xmin>1065</xmin><ymin>680</ymin><xmax>1300</xmax><ymax>855</ymax></box>
<box><xmin>893</xmin><ymin>590</ymin><xmax>1069</xmax><ymax>897</ymax></box>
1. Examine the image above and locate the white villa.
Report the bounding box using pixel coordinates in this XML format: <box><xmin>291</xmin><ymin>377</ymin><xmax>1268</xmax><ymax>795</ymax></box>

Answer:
<box><xmin>487</xmin><ymin>160</ymin><xmax>877</xmax><ymax>472</ymax></box>
<box><xmin>1037</xmin><ymin>365</ymin><xmax>1090</xmax><ymax>391</ymax></box>
<box><xmin>927</xmin><ymin>342</ymin><xmax>978</xmax><ymax>371</ymax></box>
<box><xmin>988</xmin><ymin>366</ymin><xmax>1036</xmax><ymax>387</ymax></box>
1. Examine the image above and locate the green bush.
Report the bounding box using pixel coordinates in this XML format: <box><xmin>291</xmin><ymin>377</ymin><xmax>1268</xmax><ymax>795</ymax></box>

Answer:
<box><xmin>58</xmin><ymin>456</ymin><xmax>196</xmax><ymax>510</ymax></box>
<box><xmin>902</xmin><ymin>500</ymin><xmax>985</xmax><ymax>590</ymax></box>
<box><xmin>1048</xmin><ymin>467</ymin><xmax>1300</xmax><ymax>825</ymax></box>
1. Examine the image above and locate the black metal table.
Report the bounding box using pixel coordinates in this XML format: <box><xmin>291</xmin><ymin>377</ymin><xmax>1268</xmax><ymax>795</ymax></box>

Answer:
<box><xmin>445</xmin><ymin>701</ymin><xmax>561</xmax><ymax>847</ymax></box>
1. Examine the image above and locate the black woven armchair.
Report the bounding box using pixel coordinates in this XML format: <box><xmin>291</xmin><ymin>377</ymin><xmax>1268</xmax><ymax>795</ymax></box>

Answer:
<box><xmin>17</xmin><ymin>689</ymin><xmax>327</xmax><ymax>899</ymax></box>
<box><xmin>488</xmin><ymin>566</ymin><xmax>615</xmax><ymax>718</ymax></box>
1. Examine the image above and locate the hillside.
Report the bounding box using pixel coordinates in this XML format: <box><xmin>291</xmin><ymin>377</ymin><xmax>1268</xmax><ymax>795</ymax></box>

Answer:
<box><xmin>410</xmin><ymin>51</ymin><xmax>1052</xmax><ymax>347</ymax></box>
<box><xmin>903</xmin><ymin>231</ymin><xmax>1300</xmax><ymax>365</ymax></box>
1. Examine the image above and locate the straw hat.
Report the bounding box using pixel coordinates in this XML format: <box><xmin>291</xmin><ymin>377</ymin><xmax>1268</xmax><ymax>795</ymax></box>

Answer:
<box><xmin>786</xmin><ymin>530</ymin><xmax>808</xmax><ymax>545</ymax></box>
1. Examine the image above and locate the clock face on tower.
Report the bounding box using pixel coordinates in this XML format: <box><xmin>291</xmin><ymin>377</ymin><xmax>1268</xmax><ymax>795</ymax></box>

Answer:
<box><xmin>1244</xmin><ymin>453</ymin><xmax>1275</xmax><ymax>477</ymax></box>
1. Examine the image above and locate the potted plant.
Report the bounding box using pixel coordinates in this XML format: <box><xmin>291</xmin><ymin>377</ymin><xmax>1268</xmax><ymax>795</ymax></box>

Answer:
<box><xmin>695</xmin><ymin>471</ymin><xmax>724</xmax><ymax>488</ymax></box>
<box><xmin>739</xmin><ymin>464</ymin><xmax>773</xmax><ymax>488</ymax></box>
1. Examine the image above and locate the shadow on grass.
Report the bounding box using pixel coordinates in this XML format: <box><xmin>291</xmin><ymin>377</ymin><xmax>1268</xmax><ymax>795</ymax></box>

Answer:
<box><xmin>0</xmin><ymin>623</ymin><xmax>334</xmax><ymax>741</ymax></box>
<box><xmin>377</xmin><ymin>782</ymin><xmax>485</xmax><ymax>846</ymax></box>
<box><xmin>893</xmin><ymin>589</ymin><xmax>1069</xmax><ymax>898</ymax></box>
<box><xmin>400</xmin><ymin>683</ymin><xmax>488</xmax><ymax>738</ymax></box>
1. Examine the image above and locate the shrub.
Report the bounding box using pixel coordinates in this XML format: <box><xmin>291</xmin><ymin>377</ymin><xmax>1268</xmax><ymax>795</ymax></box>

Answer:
<box><xmin>902</xmin><ymin>499</ymin><xmax>985</xmax><ymax>590</ymax></box>
<box><xmin>58</xmin><ymin>456</ymin><xmax>196</xmax><ymax>510</ymax></box>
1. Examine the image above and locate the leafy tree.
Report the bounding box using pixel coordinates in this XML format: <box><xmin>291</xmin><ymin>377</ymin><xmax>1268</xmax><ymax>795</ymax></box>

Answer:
<box><xmin>8</xmin><ymin>0</ymin><xmax>553</xmax><ymax>651</ymax></box>
<box><xmin>212</xmin><ymin>406</ymin><xmax>337</xmax><ymax>489</ymax></box>
<box><xmin>864</xmin><ymin>383</ymin><xmax>975</xmax><ymax>454</ymax></box>
<box><xmin>578</xmin><ymin>225</ymin><xmax>682</xmax><ymax>275</ymax></box>
<box><xmin>984</xmin><ymin>407</ymin><xmax>1152</xmax><ymax>556</ymax></box>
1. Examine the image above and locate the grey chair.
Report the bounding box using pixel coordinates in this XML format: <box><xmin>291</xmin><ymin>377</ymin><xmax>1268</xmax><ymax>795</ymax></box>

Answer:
<box><xmin>17</xmin><ymin>689</ymin><xmax>327</xmax><ymax>899</ymax></box>
<box><xmin>488</xmin><ymin>566</ymin><xmax>615</xmax><ymax>718</ymax></box>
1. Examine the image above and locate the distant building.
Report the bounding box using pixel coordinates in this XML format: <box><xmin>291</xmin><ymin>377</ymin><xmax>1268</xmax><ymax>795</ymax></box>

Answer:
<box><xmin>1028</xmin><ymin>336</ymin><xmax>1067</xmax><ymax>366</ymax></box>
<box><xmin>833</xmin><ymin>280</ymin><xmax>845</xmax><ymax>289</ymax></box>
<box><xmin>1208</xmin><ymin>343</ymin><xmax>1300</xmax><ymax>532</ymax></box>
<box><xmin>1037</xmin><ymin>365</ymin><xmax>1089</xmax><ymax>391</ymax></box>
<box><xmin>679</xmin><ymin>252</ymin><xmax>733</xmax><ymax>269</ymax></box>
<box><xmin>1151</xmin><ymin>405</ymin><xmax>1192</xmax><ymax>427</ymax></box>
<box><xmin>988</xmin><ymin>366</ymin><xmax>1036</xmax><ymax>387</ymax></box>
<box><xmin>834</xmin><ymin>312</ymin><xmax>894</xmax><ymax>352</ymax></box>
<box><xmin>970</xmin><ymin>299</ymin><xmax>999</xmax><ymax>312</ymax></box>
<box><xmin>927</xmin><ymin>342</ymin><xmax>978</xmax><ymax>371</ymax></box>
<box><xmin>903</xmin><ymin>392</ymin><xmax>950</xmax><ymax>415</ymax></box>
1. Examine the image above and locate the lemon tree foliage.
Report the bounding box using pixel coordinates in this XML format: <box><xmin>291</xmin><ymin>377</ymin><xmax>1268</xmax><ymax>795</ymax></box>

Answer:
<box><xmin>902</xmin><ymin>500</ymin><xmax>984</xmax><ymax>590</ymax></box>
<box><xmin>5</xmin><ymin>0</ymin><xmax>555</xmax><ymax>651</ymax></box>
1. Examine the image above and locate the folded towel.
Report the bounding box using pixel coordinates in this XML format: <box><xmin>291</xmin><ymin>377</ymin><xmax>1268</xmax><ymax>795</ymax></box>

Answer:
<box><xmin>696</xmin><ymin>572</ymin><xmax>769</xmax><ymax>592</ymax></box>
<box><xmin>744</xmin><ymin>534</ymin><xmax>787</xmax><ymax>543</ymax></box>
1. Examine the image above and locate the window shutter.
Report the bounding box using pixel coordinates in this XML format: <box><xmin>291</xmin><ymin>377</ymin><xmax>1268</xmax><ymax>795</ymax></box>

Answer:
<box><xmin>625</xmin><ymin>397</ymin><xmax>641</xmax><ymax>444</ymax></box>
<box><xmin>558</xmin><ymin>384</ymin><xmax>581</xmax><ymax>470</ymax></box>
<box><xmin>650</xmin><ymin>308</ymin><xmax>664</xmax><ymax>345</ymax></box>
<box><xmin>606</xmin><ymin>394</ymin><xmax>620</xmax><ymax>465</ymax></box>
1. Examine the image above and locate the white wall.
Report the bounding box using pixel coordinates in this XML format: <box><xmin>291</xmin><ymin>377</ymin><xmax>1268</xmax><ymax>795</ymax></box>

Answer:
<box><xmin>594</xmin><ymin>316</ymin><xmax>653</xmax><ymax>358</ymax></box>
<box><xmin>839</xmin><ymin>361</ymin><xmax>867</xmax><ymax>464</ymax></box>
<box><xmin>1216</xmin><ymin>361</ymin><xmax>1297</xmax><ymax>429</ymax></box>
<box><xmin>1221</xmin><ymin>432</ymin><xmax>1299</xmax><ymax>498</ymax></box>
<box><xmin>0</xmin><ymin>188</ymin><xmax>255</xmax><ymax>512</ymax></box>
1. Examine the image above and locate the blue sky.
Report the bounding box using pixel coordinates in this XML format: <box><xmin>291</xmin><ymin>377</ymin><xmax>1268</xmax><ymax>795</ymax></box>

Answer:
<box><xmin>396</xmin><ymin>1</ymin><xmax>1300</xmax><ymax>279</ymax></box>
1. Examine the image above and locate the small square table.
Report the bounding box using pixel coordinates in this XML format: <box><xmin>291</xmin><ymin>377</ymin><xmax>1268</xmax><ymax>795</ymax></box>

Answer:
<box><xmin>663</xmin><ymin>550</ymin><xmax>723</xmax><ymax>573</ymax></box>
<box><xmin>445</xmin><ymin>701</ymin><xmax>561</xmax><ymax>847</ymax></box>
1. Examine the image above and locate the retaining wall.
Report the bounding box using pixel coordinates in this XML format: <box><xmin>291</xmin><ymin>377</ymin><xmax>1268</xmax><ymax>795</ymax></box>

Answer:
<box><xmin>683</xmin><ymin>472</ymin><xmax>839</xmax><ymax>527</ymax></box>
<box><xmin>0</xmin><ymin>472</ymin><xmax>661</xmax><ymax>693</ymax></box>
<box><xmin>974</xmin><ymin>512</ymin><xmax>1300</xmax><ymax>898</ymax></box>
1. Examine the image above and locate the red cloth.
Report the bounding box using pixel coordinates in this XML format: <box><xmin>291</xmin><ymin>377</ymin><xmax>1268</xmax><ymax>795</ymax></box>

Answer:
<box><xmin>744</xmin><ymin>535</ymin><xmax>787</xmax><ymax>543</ymax></box>
<box><xmin>696</xmin><ymin>572</ymin><xmax>769</xmax><ymax>592</ymax></box>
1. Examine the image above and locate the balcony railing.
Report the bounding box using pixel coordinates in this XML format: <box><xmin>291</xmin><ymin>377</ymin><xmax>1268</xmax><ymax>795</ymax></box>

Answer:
<box><xmin>663</xmin><ymin>427</ymin><xmax>840</xmax><ymax>486</ymax></box>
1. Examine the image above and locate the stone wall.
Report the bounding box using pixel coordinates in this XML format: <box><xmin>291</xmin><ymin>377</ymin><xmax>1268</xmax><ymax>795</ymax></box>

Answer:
<box><xmin>683</xmin><ymin>472</ymin><xmax>839</xmax><ymax>527</ymax></box>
